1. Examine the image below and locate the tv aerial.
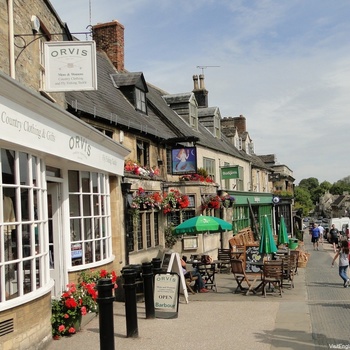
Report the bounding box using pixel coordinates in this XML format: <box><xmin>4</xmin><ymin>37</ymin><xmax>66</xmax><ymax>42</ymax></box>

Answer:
<box><xmin>196</xmin><ymin>65</ymin><xmax>220</xmax><ymax>74</ymax></box>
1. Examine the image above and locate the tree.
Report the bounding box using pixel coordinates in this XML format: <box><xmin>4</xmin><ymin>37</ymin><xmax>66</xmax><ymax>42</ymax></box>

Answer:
<box><xmin>294</xmin><ymin>186</ymin><xmax>313</xmax><ymax>216</ymax></box>
<box><xmin>330</xmin><ymin>180</ymin><xmax>350</xmax><ymax>195</ymax></box>
<box><xmin>299</xmin><ymin>177</ymin><xmax>319</xmax><ymax>192</ymax></box>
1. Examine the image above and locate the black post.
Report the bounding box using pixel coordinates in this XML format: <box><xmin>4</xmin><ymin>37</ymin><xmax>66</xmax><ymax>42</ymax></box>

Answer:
<box><xmin>142</xmin><ymin>262</ymin><xmax>155</xmax><ymax>319</ymax></box>
<box><xmin>122</xmin><ymin>269</ymin><xmax>138</xmax><ymax>338</ymax></box>
<box><xmin>97</xmin><ymin>278</ymin><xmax>115</xmax><ymax>350</ymax></box>
<box><xmin>151</xmin><ymin>258</ymin><xmax>162</xmax><ymax>276</ymax></box>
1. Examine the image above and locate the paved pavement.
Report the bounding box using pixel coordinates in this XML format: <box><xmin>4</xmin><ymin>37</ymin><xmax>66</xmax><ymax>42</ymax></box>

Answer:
<box><xmin>45</xmin><ymin>233</ymin><xmax>350</xmax><ymax>350</ymax></box>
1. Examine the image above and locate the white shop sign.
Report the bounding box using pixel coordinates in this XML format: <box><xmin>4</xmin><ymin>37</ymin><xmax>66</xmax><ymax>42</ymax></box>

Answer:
<box><xmin>44</xmin><ymin>41</ymin><xmax>97</xmax><ymax>92</ymax></box>
<box><xmin>154</xmin><ymin>272</ymin><xmax>180</xmax><ymax>319</ymax></box>
<box><xmin>0</xmin><ymin>98</ymin><xmax>125</xmax><ymax>175</ymax></box>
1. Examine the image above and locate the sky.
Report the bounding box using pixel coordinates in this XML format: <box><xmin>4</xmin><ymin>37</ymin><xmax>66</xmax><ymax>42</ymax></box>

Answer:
<box><xmin>49</xmin><ymin>0</ymin><xmax>350</xmax><ymax>185</ymax></box>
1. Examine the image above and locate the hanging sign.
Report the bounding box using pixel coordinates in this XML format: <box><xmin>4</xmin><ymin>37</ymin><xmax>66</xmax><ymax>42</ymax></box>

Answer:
<box><xmin>221</xmin><ymin>166</ymin><xmax>240</xmax><ymax>179</ymax></box>
<box><xmin>44</xmin><ymin>41</ymin><xmax>97</xmax><ymax>92</ymax></box>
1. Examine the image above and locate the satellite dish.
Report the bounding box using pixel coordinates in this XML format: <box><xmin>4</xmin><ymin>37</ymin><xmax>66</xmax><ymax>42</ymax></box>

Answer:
<box><xmin>31</xmin><ymin>15</ymin><xmax>40</xmax><ymax>33</ymax></box>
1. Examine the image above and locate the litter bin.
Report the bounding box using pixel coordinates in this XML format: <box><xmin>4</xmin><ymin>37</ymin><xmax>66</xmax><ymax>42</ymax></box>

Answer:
<box><xmin>288</xmin><ymin>238</ymin><xmax>298</xmax><ymax>250</ymax></box>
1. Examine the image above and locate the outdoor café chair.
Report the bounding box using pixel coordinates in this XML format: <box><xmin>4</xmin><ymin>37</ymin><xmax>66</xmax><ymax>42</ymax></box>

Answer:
<box><xmin>281</xmin><ymin>256</ymin><xmax>294</xmax><ymax>289</ymax></box>
<box><xmin>230</xmin><ymin>259</ymin><xmax>261</xmax><ymax>295</ymax></box>
<box><xmin>217</xmin><ymin>248</ymin><xmax>231</xmax><ymax>273</ymax></box>
<box><xmin>261</xmin><ymin>260</ymin><xmax>283</xmax><ymax>297</ymax></box>
<box><xmin>184</xmin><ymin>271</ymin><xmax>198</xmax><ymax>294</ymax></box>
<box><xmin>197</xmin><ymin>262</ymin><xmax>217</xmax><ymax>292</ymax></box>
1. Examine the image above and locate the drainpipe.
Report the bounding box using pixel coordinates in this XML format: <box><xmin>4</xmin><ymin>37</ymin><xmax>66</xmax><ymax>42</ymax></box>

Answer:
<box><xmin>8</xmin><ymin>0</ymin><xmax>15</xmax><ymax>78</ymax></box>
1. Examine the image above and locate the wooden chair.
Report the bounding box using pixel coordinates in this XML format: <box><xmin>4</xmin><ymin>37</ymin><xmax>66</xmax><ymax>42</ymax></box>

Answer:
<box><xmin>281</xmin><ymin>256</ymin><xmax>294</xmax><ymax>289</ymax></box>
<box><xmin>289</xmin><ymin>250</ymin><xmax>299</xmax><ymax>275</ymax></box>
<box><xmin>261</xmin><ymin>260</ymin><xmax>283</xmax><ymax>297</ymax></box>
<box><xmin>230</xmin><ymin>259</ymin><xmax>261</xmax><ymax>295</ymax></box>
<box><xmin>197</xmin><ymin>263</ymin><xmax>217</xmax><ymax>292</ymax></box>
<box><xmin>184</xmin><ymin>271</ymin><xmax>198</xmax><ymax>294</ymax></box>
<box><xmin>217</xmin><ymin>248</ymin><xmax>231</xmax><ymax>273</ymax></box>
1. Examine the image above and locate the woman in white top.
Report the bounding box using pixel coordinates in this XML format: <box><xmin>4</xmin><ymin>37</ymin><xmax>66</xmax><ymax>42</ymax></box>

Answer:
<box><xmin>332</xmin><ymin>240</ymin><xmax>350</xmax><ymax>287</ymax></box>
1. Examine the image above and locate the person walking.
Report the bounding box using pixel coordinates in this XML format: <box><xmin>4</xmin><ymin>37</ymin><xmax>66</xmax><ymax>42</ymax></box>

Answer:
<box><xmin>318</xmin><ymin>224</ymin><xmax>324</xmax><ymax>245</ymax></box>
<box><xmin>311</xmin><ymin>223</ymin><xmax>320</xmax><ymax>250</ymax></box>
<box><xmin>331</xmin><ymin>240</ymin><xmax>350</xmax><ymax>287</ymax></box>
<box><xmin>329</xmin><ymin>224</ymin><xmax>339</xmax><ymax>253</ymax></box>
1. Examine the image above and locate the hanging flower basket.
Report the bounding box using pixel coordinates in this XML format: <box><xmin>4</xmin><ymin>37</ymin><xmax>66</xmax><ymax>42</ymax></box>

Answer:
<box><xmin>162</xmin><ymin>189</ymin><xmax>189</xmax><ymax>214</ymax></box>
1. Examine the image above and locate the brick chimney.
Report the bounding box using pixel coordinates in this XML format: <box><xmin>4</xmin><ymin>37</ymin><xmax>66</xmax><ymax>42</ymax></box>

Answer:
<box><xmin>192</xmin><ymin>73</ymin><xmax>208</xmax><ymax>108</ymax></box>
<box><xmin>92</xmin><ymin>20</ymin><xmax>125</xmax><ymax>72</ymax></box>
<box><xmin>232</xmin><ymin>115</ymin><xmax>246</xmax><ymax>134</ymax></box>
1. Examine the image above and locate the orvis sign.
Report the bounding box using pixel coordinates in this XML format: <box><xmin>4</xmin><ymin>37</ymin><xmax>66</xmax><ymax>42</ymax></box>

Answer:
<box><xmin>221</xmin><ymin>166</ymin><xmax>240</xmax><ymax>179</ymax></box>
<box><xmin>44</xmin><ymin>41</ymin><xmax>97</xmax><ymax>92</ymax></box>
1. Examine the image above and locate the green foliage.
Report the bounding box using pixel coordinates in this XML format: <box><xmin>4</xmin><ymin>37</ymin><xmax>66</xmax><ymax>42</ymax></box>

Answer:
<box><xmin>165</xmin><ymin>223</ymin><xmax>177</xmax><ymax>249</ymax></box>
<box><xmin>330</xmin><ymin>180</ymin><xmax>350</xmax><ymax>195</ymax></box>
<box><xmin>294</xmin><ymin>186</ymin><xmax>313</xmax><ymax>215</ymax></box>
<box><xmin>197</xmin><ymin>167</ymin><xmax>208</xmax><ymax>177</ymax></box>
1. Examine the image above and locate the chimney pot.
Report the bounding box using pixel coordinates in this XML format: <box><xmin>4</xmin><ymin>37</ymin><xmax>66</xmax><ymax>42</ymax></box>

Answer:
<box><xmin>199</xmin><ymin>74</ymin><xmax>205</xmax><ymax>90</ymax></box>
<box><xmin>193</xmin><ymin>75</ymin><xmax>199</xmax><ymax>90</ymax></box>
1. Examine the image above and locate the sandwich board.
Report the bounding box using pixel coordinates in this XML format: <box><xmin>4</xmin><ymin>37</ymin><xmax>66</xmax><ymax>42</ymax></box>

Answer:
<box><xmin>161</xmin><ymin>252</ymin><xmax>188</xmax><ymax>303</ymax></box>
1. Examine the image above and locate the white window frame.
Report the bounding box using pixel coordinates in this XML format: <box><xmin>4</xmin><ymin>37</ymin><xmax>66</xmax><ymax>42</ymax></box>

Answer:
<box><xmin>0</xmin><ymin>148</ymin><xmax>49</xmax><ymax>307</ymax></box>
<box><xmin>68</xmin><ymin>170</ymin><xmax>112</xmax><ymax>268</ymax></box>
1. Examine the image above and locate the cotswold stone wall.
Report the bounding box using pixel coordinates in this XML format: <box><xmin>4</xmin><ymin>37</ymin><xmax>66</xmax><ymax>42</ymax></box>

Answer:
<box><xmin>0</xmin><ymin>0</ymin><xmax>67</xmax><ymax>107</ymax></box>
<box><xmin>0</xmin><ymin>293</ymin><xmax>52</xmax><ymax>350</ymax></box>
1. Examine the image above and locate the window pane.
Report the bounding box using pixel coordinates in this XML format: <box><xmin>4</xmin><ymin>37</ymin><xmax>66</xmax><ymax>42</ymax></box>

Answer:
<box><xmin>84</xmin><ymin>218</ymin><xmax>92</xmax><ymax>239</ymax></box>
<box><xmin>19</xmin><ymin>152</ymin><xmax>30</xmax><ymax>185</ymax></box>
<box><xmin>83</xmin><ymin>195</ymin><xmax>91</xmax><ymax>216</ymax></box>
<box><xmin>81</xmin><ymin>171</ymin><xmax>90</xmax><ymax>193</ymax></box>
<box><xmin>2</xmin><ymin>149</ymin><xmax>15</xmax><ymax>184</ymax></box>
<box><xmin>21</xmin><ymin>188</ymin><xmax>30</xmax><ymax>221</ymax></box>
<box><xmin>69</xmin><ymin>194</ymin><xmax>80</xmax><ymax>216</ymax></box>
<box><xmin>71</xmin><ymin>219</ymin><xmax>81</xmax><ymax>241</ymax></box>
<box><xmin>92</xmin><ymin>173</ymin><xmax>98</xmax><ymax>193</ymax></box>
<box><xmin>68</xmin><ymin>170</ymin><xmax>79</xmax><ymax>192</ymax></box>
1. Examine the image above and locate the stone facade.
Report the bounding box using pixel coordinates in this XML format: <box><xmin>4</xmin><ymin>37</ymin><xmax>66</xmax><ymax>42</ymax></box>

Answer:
<box><xmin>0</xmin><ymin>293</ymin><xmax>52</xmax><ymax>350</ymax></box>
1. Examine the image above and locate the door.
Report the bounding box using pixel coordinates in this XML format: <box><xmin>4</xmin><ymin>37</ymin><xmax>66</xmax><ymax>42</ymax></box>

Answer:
<box><xmin>48</xmin><ymin>182</ymin><xmax>64</xmax><ymax>296</ymax></box>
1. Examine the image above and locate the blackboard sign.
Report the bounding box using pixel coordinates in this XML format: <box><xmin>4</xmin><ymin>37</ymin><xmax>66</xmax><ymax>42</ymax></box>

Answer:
<box><xmin>245</xmin><ymin>244</ymin><xmax>263</xmax><ymax>273</ymax></box>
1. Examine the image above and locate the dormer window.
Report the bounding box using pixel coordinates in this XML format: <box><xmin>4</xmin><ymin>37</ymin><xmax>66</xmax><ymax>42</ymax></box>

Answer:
<box><xmin>135</xmin><ymin>88</ymin><xmax>147</xmax><ymax>113</ymax></box>
<box><xmin>214</xmin><ymin>115</ymin><xmax>221</xmax><ymax>138</ymax></box>
<box><xmin>236</xmin><ymin>137</ymin><xmax>242</xmax><ymax>150</ymax></box>
<box><xmin>189</xmin><ymin>102</ymin><xmax>198</xmax><ymax>129</ymax></box>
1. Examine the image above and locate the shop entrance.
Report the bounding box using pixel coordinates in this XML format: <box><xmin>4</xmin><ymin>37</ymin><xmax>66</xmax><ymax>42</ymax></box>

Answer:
<box><xmin>48</xmin><ymin>182</ymin><xmax>64</xmax><ymax>297</ymax></box>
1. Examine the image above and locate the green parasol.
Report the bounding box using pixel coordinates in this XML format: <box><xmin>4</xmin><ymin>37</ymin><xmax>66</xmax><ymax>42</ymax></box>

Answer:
<box><xmin>277</xmin><ymin>215</ymin><xmax>289</xmax><ymax>246</ymax></box>
<box><xmin>259</xmin><ymin>215</ymin><xmax>277</xmax><ymax>254</ymax></box>
<box><xmin>173</xmin><ymin>215</ymin><xmax>232</xmax><ymax>235</ymax></box>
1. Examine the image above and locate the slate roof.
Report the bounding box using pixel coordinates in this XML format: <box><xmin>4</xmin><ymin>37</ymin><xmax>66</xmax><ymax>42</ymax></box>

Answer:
<box><xmin>65</xmin><ymin>51</ymin><xmax>176</xmax><ymax>141</ymax></box>
<box><xmin>64</xmin><ymin>51</ymin><xmax>272</xmax><ymax>171</ymax></box>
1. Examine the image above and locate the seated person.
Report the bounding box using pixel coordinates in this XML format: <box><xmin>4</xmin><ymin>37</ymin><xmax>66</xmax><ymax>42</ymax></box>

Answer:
<box><xmin>181</xmin><ymin>256</ymin><xmax>209</xmax><ymax>293</ymax></box>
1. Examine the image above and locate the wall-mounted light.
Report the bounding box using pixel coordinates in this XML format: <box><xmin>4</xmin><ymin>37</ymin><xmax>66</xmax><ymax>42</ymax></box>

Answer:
<box><xmin>31</xmin><ymin>15</ymin><xmax>40</xmax><ymax>33</ymax></box>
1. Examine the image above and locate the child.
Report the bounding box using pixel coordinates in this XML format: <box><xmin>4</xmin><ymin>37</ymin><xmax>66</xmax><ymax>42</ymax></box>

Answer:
<box><xmin>331</xmin><ymin>240</ymin><xmax>350</xmax><ymax>287</ymax></box>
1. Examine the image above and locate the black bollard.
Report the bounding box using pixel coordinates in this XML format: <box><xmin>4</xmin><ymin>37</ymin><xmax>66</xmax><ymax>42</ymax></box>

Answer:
<box><xmin>122</xmin><ymin>269</ymin><xmax>138</xmax><ymax>338</ymax></box>
<box><xmin>142</xmin><ymin>262</ymin><xmax>155</xmax><ymax>319</ymax></box>
<box><xmin>97</xmin><ymin>278</ymin><xmax>115</xmax><ymax>350</ymax></box>
<box><xmin>151</xmin><ymin>258</ymin><xmax>162</xmax><ymax>276</ymax></box>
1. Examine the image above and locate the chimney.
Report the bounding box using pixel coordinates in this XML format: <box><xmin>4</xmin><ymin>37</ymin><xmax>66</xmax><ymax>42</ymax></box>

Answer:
<box><xmin>233</xmin><ymin>115</ymin><xmax>246</xmax><ymax>134</ymax></box>
<box><xmin>93</xmin><ymin>20</ymin><xmax>125</xmax><ymax>72</ymax></box>
<box><xmin>193</xmin><ymin>75</ymin><xmax>199</xmax><ymax>90</ymax></box>
<box><xmin>192</xmin><ymin>73</ymin><xmax>208</xmax><ymax>108</ymax></box>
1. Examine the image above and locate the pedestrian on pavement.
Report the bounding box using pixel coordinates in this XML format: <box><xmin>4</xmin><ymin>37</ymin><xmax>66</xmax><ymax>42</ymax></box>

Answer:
<box><xmin>318</xmin><ymin>224</ymin><xmax>324</xmax><ymax>245</ymax></box>
<box><xmin>331</xmin><ymin>240</ymin><xmax>350</xmax><ymax>287</ymax></box>
<box><xmin>310</xmin><ymin>223</ymin><xmax>320</xmax><ymax>250</ymax></box>
<box><xmin>329</xmin><ymin>224</ymin><xmax>339</xmax><ymax>253</ymax></box>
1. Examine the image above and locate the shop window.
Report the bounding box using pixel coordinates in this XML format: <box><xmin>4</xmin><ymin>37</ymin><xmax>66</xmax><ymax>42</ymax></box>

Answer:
<box><xmin>0</xmin><ymin>148</ymin><xmax>48</xmax><ymax>302</ymax></box>
<box><xmin>68</xmin><ymin>170</ymin><xmax>111</xmax><ymax>267</ymax></box>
